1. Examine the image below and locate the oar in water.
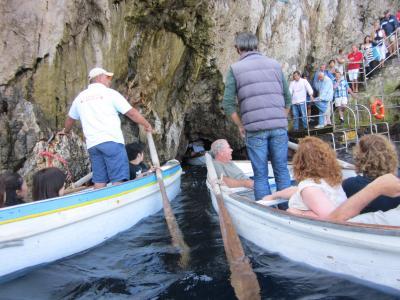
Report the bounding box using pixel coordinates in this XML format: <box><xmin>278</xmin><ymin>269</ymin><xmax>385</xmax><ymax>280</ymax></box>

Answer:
<box><xmin>146</xmin><ymin>132</ymin><xmax>190</xmax><ymax>268</ymax></box>
<box><xmin>288</xmin><ymin>141</ymin><xmax>355</xmax><ymax>170</ymax></box>
<box><xmin>205</xmin><ymin>153</ymin><xmax>260</xmax><ymax>300</ymax></box>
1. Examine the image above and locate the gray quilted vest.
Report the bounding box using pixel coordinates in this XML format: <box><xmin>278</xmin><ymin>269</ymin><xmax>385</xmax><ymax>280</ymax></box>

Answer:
<box><xmin>231</xmin><ymin>51</ymin><xmax>287</xmax><ymax>132</ymax></box>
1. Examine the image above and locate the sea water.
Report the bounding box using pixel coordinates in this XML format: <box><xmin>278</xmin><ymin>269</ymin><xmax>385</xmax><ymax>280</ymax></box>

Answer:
<box><xmin>0</xmin><ymin>165</ymin><xmax>398</xmax><ymax>299</ymax></box>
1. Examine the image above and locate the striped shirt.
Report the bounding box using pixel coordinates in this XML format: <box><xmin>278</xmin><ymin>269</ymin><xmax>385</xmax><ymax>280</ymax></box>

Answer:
<box><xmin>362</xmin><ymin>44</ymin><xmax>374</xmax><ymax>64</ymax></box>
<box><xmin>333</xmin><ymin>78</ymin><xmax>349</xmax><ymax>98</ymax></box>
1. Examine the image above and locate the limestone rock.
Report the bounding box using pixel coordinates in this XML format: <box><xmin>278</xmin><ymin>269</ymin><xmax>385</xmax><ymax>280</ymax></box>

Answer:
<box><xmin>0</xmin><ymin>0</ymin><xmax>398</xmax><ymax>179</ymax></box>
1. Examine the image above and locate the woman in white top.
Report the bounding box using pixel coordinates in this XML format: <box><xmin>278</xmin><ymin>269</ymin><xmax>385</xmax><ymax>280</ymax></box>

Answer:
<box><xmin>260</xmin><ymin>136</ymin><xmax>347</xmax><ymax>219</ymax></box>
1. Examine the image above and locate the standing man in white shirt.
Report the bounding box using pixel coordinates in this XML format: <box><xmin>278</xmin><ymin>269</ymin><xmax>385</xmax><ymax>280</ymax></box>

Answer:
<box><xmin>289</xmin><ymin>71</ymin><xmax>314</xmax><ymax>131</ymax></box>
<box><xmin>60</xmin><ymin>67</ymin><xmax>152</xmax><ymax>188</ymax></box>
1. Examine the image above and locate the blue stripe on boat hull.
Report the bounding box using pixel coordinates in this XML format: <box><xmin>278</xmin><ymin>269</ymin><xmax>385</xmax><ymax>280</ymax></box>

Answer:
<box><xmin>0</xmin><ymin>164</ymin><xmax>181</xmax><ymax>224</ymax></box>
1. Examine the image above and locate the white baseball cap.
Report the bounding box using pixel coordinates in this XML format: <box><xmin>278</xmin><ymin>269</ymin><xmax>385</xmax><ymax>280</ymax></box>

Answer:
<box><xmin>88</xmin><ymin>67</ymin><xmax>114</xmax><ymax>80</ymax></box>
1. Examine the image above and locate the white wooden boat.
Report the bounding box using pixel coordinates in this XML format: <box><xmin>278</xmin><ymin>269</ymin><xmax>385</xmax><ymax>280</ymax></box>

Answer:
<box><xmin>207</xmin><ymin>161</ymin><xmax>400</xmax><ymax>293</ymax></box>
<box><xmin>0</xmin><ymin>160</ymin><xmax>182</xmax><ymax>281</ymax></box>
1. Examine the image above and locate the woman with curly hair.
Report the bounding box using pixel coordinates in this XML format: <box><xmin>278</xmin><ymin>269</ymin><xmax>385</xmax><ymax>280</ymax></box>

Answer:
<box><xmin>259</xmin><ymin>136</ymin><xmax>347</xmax><ymax>219</ymax></box>
<box><xmin>342</xmin><ymin>134</ymin><xmax>400</xmax><ymax>213</ymax></box>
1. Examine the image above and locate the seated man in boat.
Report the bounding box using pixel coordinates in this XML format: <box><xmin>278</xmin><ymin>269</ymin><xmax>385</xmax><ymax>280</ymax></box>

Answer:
<box><xmin>329</xmin><ymin>174</ymin><xmax>400</xmax><ymax>226</ymax></box>
<box><xmin>210</xmin><ymin>139</ymin><xmax>253</xmax><ymax>189</ymax></box>
<box><xmin>260</xmin><ymin>137</ymin><xmax>347</xmax><ymax>219</ymax></box>
<box><xmin>125</xmin><ymin>142</ymin><xmax>154</xmax><ymax>180</ymax></box>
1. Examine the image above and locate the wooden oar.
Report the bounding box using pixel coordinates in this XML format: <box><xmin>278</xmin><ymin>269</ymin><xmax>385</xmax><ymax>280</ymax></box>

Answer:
<box><xmin>64</xmin><ymin>185</ymin><xmax>90</xmax><ymax>195</ymax></box>
<box><xmin>70</xmin><ymin>172</ymin><xmax>93</xmax><ymax>189</ymax></box>
<box><xmin>146</xmin><ymin>132</ymin><xmax>190</xmax><ymax>268</ymax></box>
<box><xmin>205</xmin><ymin>153</ymin><xmax>260</xmax><ymax>300</ymax></box>
<box><xmin>288</xmin><ymin>141</ymin><xmax>355</xmax><ymax>170</ymax></box>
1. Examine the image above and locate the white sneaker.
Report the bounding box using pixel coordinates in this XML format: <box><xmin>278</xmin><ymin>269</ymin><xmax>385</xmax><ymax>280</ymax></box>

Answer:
<box><xmin>314</xmin><ymin>124</ymin><xmax>324</xmax><ymax>129</ymax></box>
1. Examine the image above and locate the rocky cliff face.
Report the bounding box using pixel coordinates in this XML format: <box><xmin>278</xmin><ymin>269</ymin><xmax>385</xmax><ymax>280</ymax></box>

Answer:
<box><xmin>0</xmin><ymin>0</ymin><xmax>398</xmax><ymax>180</ymax></box>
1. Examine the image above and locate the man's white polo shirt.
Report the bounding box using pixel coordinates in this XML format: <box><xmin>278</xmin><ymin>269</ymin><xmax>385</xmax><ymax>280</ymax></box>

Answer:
<box><xmin>68</xmin><ymin>83</ymin><xmax>132</xmax><ymax>149</ymax></box>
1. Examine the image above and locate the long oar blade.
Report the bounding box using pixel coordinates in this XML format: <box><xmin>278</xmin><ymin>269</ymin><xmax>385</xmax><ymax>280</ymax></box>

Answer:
<box><xmin>205</xmin><ymin>153</ymin><xmax>260</xmax><ymax>300</ymax></box>
<box><xmin>146</xmin><ymin>132</ymin><xmax>190</xmax><ymax>267</ymax></box>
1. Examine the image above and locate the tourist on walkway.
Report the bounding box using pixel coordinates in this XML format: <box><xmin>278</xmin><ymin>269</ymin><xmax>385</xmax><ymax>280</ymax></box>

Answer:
<box><xmin>361</xmin><ymin>35</ymin><xmax>379</xmax><ymax>77</ymax></box>
<box><xmin>335</xmin><ymin>49</ymin><xmax>346</xmax><ymax>75</ymax></box>
<box><xmin>328</xmin><ymin>59</ymin><xmax>336</xmax><ymax>78</ymax></box>
<box><xmin>313</xmin><ymin>72</ymin><xmax>333</xmax><ymax>128</ymax></box>
<box><xmin>289</xmin><ymin>70</ymin><xmax>314</xmax><ymax>131</ymax></box>
<box><xmin>347</xmin><ymin>45</ymin><xmax>363</xmax><ymax>93</ymax></box>
<box><xmin>333</xmin><ymin>70</ymin><xmax>356</xmax><ymax>124</ymax></box>
<box><xmin>61</xmin><ymin>67</ymin><xmax>152</xmax><ymax>189</ymax></box>
<box><xmin>380</xmin><ymin>9</ymin><xmax>398</xmax><ymax>56</ymax></box>
<box><xmin>222</xmin><ymin>32</ymin><xmax>291</xmax><ymax>199</ymax></box>
<box><xmin>312</xmin><ymin>64</ymin><xmax>334</xmax><ymax>89</ymax></box>
<box><xmin>373</xmin><ymin>20</ymin><xmax>387</xmax><ymax>67</ymax></box>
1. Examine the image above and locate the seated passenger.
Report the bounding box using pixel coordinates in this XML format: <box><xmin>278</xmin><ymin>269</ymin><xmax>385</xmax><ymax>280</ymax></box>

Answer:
<box><xmin>125</xmin><ymin>142</ymin><xmax>153</xmax><ymax>180</ymax></box>
<box><xmin>261</xmin><ymin>137</ymin><xmax>346</xmax><ymax>219</ymax></box>
<box><xmin>329</xmin><ymin>173</ymin><xmax>400</xmax><ymax>226</ymax></box>
<box><xmin>32</xmin><ymin>167</ymin><xmax>66</xmax><ymax>201</ymax></box>
<box><xmin>210</xmin><ymin>139</ymin><xmax>253</xmax><ymax>189</ymax></box>
<box><xmin>0</xmin><ymin>171</ymin><xmax>28</xmax><ymax>207</ymax></box>
<box><xmin>342</xmin><ymin>134</ymin><xmax>400</xmax><ymax>213</ymax></box>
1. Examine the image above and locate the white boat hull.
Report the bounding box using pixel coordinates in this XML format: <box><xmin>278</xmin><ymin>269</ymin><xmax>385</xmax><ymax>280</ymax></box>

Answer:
<box><xmin>0</xmin><ymin>162</ymin><xmax>182</xmax><ymax>280</ymax></box>
<box><xmin>208</xmin><ymin>162</ymin><xmax>400</xmax><ymax>292</ymax></box>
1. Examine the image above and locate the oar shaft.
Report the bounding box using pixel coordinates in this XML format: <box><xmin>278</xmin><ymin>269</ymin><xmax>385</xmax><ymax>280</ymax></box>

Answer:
<box><xmin>146</xmin><ymin>132</ymin><xmax>190</xmax><ymax>266</ymax></box>
<box><xmin>71</xmin><ymin>172</ymin><xmax>93</xmax><ymax>188</ymax></box>
<box><xmin>205</xmin><ymin>153</ymin><xmax>260</xmax><ymax>300</ymax></box>
<box><xmin>147</xmin><ymin>133</ymin><xmax>161</xmax><ymax>167</ymax></box>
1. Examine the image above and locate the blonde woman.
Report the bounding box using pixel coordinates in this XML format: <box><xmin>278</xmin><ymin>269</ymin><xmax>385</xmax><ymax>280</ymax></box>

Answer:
<box><xmin>342</xmin><ymin>134</ymin><xmax>400</xmax><ymax>213</ymax></box>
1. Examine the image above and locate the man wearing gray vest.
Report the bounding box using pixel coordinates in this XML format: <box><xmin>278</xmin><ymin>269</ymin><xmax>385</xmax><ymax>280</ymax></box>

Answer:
<box><xmin>223</xmin><ymin>32</ymin><xmax>292</xmax><ymax>200</ymax></box>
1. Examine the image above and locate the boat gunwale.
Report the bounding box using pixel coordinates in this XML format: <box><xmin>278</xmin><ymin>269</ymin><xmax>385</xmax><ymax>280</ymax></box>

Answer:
<box><xmin>220</xmin><ymin>188</ymin><xmax>400</xmax><ymax>236</ymax></box>
<box><xmin>0</xmin><ymin>162</ymin><xmax>181</xmax><ymax>225</ymax></box>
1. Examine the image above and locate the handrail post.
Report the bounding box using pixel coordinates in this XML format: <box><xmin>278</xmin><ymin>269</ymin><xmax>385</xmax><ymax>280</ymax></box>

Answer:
<box><xmin>362</xmin><ymin>60</ymin><xmax>367</xmax><ymax>89</ymax></box>
<box><xmin>397</xmin><ymin>30</ymin><xmax>400</xmax><ymax>60</ymax></box>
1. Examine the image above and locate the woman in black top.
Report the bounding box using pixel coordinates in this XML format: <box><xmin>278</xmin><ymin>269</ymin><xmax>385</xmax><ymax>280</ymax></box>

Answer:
<box><xmin>342</xmin><ymin>135</ymin><xmax>400</xmax><ymax>213</ymax></box>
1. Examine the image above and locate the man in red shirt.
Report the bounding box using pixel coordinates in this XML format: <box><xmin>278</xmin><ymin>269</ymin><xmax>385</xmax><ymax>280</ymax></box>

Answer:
<box><xmin>347</xmin><ymin>45</ymin><xmax>363</xmax><ymax>93</ymax></box>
